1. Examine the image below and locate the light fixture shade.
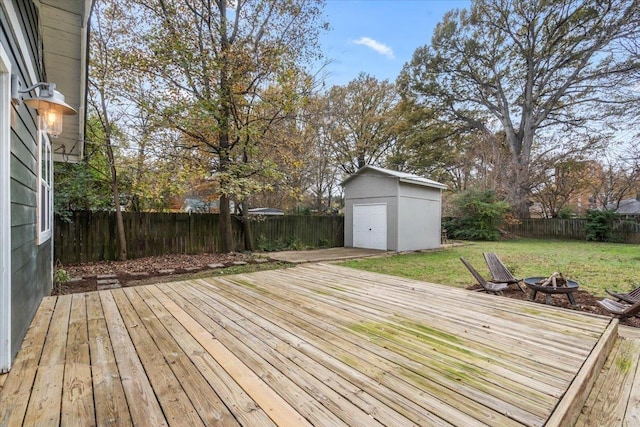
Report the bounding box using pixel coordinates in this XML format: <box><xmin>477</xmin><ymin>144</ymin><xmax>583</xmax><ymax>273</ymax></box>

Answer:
<box><xmin>23</xmin><ymin>89</ymin><xmax>76</xmax><ymax>116</ymax></box>
<box><xmin>24</xmin><ymin>88</ymin><xmax>76</xmax><ymax>138</ymax></box>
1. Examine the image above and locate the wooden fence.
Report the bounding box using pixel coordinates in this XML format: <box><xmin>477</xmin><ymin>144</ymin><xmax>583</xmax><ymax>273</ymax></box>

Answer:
<box><xmin>503</xmin><ymin>218</ymin><xmax>640</xmax><ymax>243</ymax></box>
<box><xmin>54</xmin><ymin>211</ymin><xmax>344</xmax><ymax>264</ymax></box>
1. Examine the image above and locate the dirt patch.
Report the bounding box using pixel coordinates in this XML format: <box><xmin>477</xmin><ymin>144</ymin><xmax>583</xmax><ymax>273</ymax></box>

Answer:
<box><xmin>55</xmin><ymin>252</ymin><xmax>282</xmax><ymax>295</ymax></box>
<box><xmin>466</xmin><ymin>283</ymin><xmax>640</xmax><ymax>328</ymax></box>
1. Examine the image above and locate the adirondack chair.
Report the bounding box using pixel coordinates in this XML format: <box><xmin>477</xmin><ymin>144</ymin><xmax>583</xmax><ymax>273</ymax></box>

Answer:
<box><xmin>605</xmin><ymin>285</ymin><xmax>640</xmax><ymax>305</ymax></box>
<box><xmin>483</xmin><ymin>252</ymin><xmax>526</xmax><ymax>293</ymax></box>
<box><xmin>460</xmin><ymin>258</ymin><xmax>508</xmax><ymax>295</ymax></box>
<box><xmin>597</xmin><ymin>298</ymin><xmax>640</xmax><ymax>319</ymax></box>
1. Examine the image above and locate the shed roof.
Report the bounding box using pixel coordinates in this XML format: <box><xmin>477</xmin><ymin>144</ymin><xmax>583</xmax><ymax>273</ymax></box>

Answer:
<box><xmin>341</xmin><ymin>165</ymin><xmax>447</xmax><ymax>189</ymax></box>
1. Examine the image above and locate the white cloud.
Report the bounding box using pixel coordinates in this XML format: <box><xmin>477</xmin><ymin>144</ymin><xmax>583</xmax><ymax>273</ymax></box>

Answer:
<box><xmin>352</xmin><ymin>37</ymin><xmax>395</xmax><ymax>59</ymax></box>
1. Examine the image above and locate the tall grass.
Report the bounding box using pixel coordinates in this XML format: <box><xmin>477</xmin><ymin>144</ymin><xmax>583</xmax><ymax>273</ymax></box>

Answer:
<box><xmin>339</xmin><ymin>239</ymin><xmax>640</xmax><ymax>297</ymax></box>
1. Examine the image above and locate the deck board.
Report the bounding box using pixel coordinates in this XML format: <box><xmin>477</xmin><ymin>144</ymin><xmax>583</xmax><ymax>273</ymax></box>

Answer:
<box><xmin>136</xmin><ymin>286</ymin><xmax>276</xmax><ymax>427</ymax></box>
<box><xmin>86</xmin><ymin>292</ymin><xmax>132</xmax><ymax>427</ymax></box>
<box><xmin>626</xmin><ymin>340</ymin><xmax>640</xmax><ymax>425</ymax></box>
<box><xmin>0</xmin><ymin>297</ymin><xmax>56</xmax><ymax>427</ymax></box>
<box><xmin>162</xmin><ymin>283</ymin><xmax>383</xmax><ymax>427</ymax></box>
<box><xmin>100</xmin><ymin>291</ymin><xmax>168</xmax><ymax>427</ymax></box>
<box><xmin>123</xmin><ymin>287</ymin><xmax>240</xmax><ymax>427</ymax></box>
<box><xmin>0</xmin><ymin>264</ymin><xmax>621</xmax><ymax>426</ymax></box>
<box><xmin>575</xmin><ymin>337</ymin><xmax>640</xmax><ymax>426</ymax></box>
<box><xmin>61</xmin><ymin>293</ymin><xmax>94</xmax><ymax>426</ymax></box>
<box><xmin>197</xmin><ymin>275</ymin><xmax>540</xmax><ymax>425</ymax></box>
<box><xmin>22</xmin><ymin>295</ymin><xmax>72</xmax><ymax>427</ymax></box>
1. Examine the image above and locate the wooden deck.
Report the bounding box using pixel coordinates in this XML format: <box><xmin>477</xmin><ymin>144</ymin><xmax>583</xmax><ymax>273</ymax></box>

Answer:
<box><xmin>0</xmin><ymin>263</ymin><xmax>624</xmax><ymax>426</ymax></box>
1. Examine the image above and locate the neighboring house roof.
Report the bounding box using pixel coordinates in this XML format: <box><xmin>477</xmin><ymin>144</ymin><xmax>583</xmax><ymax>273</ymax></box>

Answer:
<box><xmin>248</xmin><ymin>207</ymin><xmax>285</xmax><ymax>216</ymax></box>
<box><xmin>610</xmin><ymin>198</ymin><xmax>640</xmax><ymax>214</ymax></box>
<box><xmin>40</xmin><ymin>0</ymin><xmax>92</xmax><ymax>163</ymax></box>
<box><xmin>341</xmin><ymin>165</ymin><xmax>447</xmax><ymax>189</ymax></box>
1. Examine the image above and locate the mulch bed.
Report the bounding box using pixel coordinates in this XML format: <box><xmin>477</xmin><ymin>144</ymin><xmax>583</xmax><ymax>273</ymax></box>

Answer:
<box><xmin>55</xmin><ymin>252</ymin><xmax>274</xmax><ymax>295</ymax></box>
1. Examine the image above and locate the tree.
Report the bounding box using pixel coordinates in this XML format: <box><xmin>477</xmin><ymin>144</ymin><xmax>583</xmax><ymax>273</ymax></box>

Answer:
<box><xmin>445</xmin><ymin>190</ymin><xmax>511</xmax><ymax>241</ymax></box>
<box><xmin>89</xmin><ymin>0</ymin><xmax>130</xmax><ymax>260</ymax></box>
<box><xmin>588</xmin><ymin>144</ymin><xmax>640</xmax><ymax>210</ymax></box>
<box><xmin>53</xmin><ymin>125</ymin><xmax>113</xmax><ymax>221</ymax></box>
<box><xmin>127</xmin><ymin>0</ymin><xmax>326</xmax><ymax>252</ymax></box>
<box><xmin>299</xmin><ymin>94</ymin><xmax>341</xmax><ymax>212</ymax></box>
<box><xmin>388</xmin><ymin>98</ymin><xmax>510</xmax><ymax>191</ymax></box>
<box><xmin>399</xmin><ymin>0</ymin><xmax>640</xmax><ymax>217</ymax></box>
<box><xmin>327</xmin><ymin>73</ymin><xmax>401</xmax><ymax>174</ymax></box>
<box><xmin>530</xmin><ymin>157</ymin><xmax>591</xmax><ymax>218</ymax></box>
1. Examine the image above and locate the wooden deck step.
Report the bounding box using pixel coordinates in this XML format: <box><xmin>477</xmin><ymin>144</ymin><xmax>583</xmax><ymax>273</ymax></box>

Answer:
<box><xmin>575</xmin><ymin>334</ymin><xmax>640</xmax><ymax>426</ymax></box>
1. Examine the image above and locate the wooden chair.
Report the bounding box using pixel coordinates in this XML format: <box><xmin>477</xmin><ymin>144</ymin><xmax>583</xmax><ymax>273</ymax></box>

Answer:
<box><xmin>597</xmin><ymin>298</ymin><xmax>640</xmax><ymax>319</ymax></box>
<box><xmin>460</xmin><ymin>257</ymin><xmax>508</xmax><ymax>295</ymax></box>
<box><xmin>483</xmin><ymin>252</ymin><xmax>526</xmax><ymax>293</ymax></box>
<box><xmin>605</xmin><ymin>285</ymin><xmax>640</xmax><ymax>305</ymax></box>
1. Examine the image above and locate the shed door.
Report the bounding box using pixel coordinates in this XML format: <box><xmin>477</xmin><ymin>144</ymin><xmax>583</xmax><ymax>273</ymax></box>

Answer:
<box><xmin>353</xmin><ymin>203</ymin><xmax>387</xmax><ymax>250</ymax></box>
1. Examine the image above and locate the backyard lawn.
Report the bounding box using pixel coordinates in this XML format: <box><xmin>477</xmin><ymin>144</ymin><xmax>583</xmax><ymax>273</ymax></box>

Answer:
<box><xmin>340</xmin><ymin>239</ymin><xmax>640</xmax><ymax>297</ymax></box>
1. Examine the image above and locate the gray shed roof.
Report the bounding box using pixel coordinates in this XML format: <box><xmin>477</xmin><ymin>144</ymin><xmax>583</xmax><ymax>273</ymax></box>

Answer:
<box><xmin>341</xmin><ymin>165</ymin><xmax>447</xmax><ymax>189</ymax></box>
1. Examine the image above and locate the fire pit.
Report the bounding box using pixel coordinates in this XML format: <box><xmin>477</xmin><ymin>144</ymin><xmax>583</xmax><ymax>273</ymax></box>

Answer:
<box><xmin>524</xmin><ymin>273</ymin><xmax>579</xmax><ymax>306</ymax></box>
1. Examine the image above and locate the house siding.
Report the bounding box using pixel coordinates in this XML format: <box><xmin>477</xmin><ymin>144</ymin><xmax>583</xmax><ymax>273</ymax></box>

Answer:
<box><xmin>1</xmin><ymin>0</ymin><xmax>52</xmax><ymax>360</ymax></box>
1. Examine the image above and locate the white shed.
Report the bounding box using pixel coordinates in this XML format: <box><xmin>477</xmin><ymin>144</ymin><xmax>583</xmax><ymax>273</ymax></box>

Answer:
<box><xmin>341</xmin><ymin>165</ymin><xmax>447</xmax><ymax>251</ymax></box>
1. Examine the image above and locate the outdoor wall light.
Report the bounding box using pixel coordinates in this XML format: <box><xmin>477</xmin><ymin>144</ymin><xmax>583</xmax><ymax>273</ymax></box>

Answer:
<box><xmin>11</xmin><ymin>74</ymin><xmax>76</xmax><ymax>138</ymax></box>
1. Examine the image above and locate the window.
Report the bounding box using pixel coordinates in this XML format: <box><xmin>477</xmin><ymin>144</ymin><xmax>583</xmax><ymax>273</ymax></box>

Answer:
<box><xmin>37</xmin><ymin>130</ymin><xmax>52</xmax><ymax>244</ymax></box>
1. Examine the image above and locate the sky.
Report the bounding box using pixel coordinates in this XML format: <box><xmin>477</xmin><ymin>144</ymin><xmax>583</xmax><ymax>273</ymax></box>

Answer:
<box><xmin>319</xmin><ymin>0</ymin><xmax>471</xmax><ymax>87</ymax></box>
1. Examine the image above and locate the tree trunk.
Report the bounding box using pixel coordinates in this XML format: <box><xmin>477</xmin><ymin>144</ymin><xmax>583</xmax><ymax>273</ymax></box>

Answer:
<box><xmin>241</xmin><ymin>200</ymin><xmax>253</xmax><ymax>252</ymax></box>
<box><xmin>105</xmin><ymin>141</ymin><xmax>127</xmax><ymax>260</ymax></box>
<box><xmin>217</xmin><ymin>0</ymin><xmax>234</xmax><ymax>253</ymax></box>
<box><xmin>99</xmin><ymin>85</ymin><xmax>127</xmax><ymax>260</ymax></box>
<box><xmin>509</xmin><ymin>160</ymin><xmax>532</xmax><ymax>219</ymax></box>
<box><xmin>503</xmin><ymin>128</ymin><xmax>533</xmax><ymax>218</ymax></box>
<box><xmin>219</xmin><ymin>192</ymin><xmax>234</xmax><ymax>253</ymax></box>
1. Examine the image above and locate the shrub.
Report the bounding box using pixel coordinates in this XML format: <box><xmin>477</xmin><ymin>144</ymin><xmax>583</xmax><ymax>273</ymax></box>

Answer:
<box><xmin>557</xmin><ymin>207</ymin><xmax>574</xmax><ymax>219</ymax></box>
<box><xmin>256</xmin><ymin>234</ymin><xmax>309</xmax><ymax>251</ymax></box>
<box><xmin>445</xmin><ymin>190</ymin><xmax>510</xmax><ymax>241</ymax></box>
<box><xmin>53</xmin><ymin>262</ymin><xmax>71</xmax><ymax>294</ymax></box>
<box><xmin>585</xmin><ymin>209</ymin><xmax>620</xmax><ymax>242</ymax></box>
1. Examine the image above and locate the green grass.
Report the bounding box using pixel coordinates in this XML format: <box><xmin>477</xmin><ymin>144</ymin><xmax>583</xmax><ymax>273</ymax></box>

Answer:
<box><xmin>338</xmin><ymin>239</ymin><xmax>640</xmax><ymax>297</ymax></box>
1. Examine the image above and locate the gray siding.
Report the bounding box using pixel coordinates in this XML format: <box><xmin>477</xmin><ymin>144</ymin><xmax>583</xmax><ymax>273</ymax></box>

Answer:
<box><xmin>397</xmin><ymin>195</ymin><xmax>441</xmax><ymax>251</ymax></box>
<box><xmin>344</xmin><ymin>171</ymin><xmax>398</xmax><ymax>199</ymax></box>
<box><xmin>2</xmin><ymin>0</ymin><xmax>52</xmax><ymax>360</ymax></box>
<box><xmin>397</xmin><ymin>182</ymin><xmax>442</xmax><ymax>251</ymax></box>
<box><xmin>398</xmin><ymin>182</ymin><xmax>441</xmax><ymax>201</ymax></box>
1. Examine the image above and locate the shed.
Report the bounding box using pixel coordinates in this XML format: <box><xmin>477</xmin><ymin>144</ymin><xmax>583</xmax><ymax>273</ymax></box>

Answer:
<box><xmin>341</xmin><ymin>165</ymin><xmax>446</xmax><ymax>251</ymax></box>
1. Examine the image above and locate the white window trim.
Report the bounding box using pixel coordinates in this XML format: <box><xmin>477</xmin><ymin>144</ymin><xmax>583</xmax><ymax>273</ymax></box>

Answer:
<box><xmin>37</xmin><ymin>130</ymin><xmax>52</xmax><ymax>244</ymax></box>
<box><xmin>0</xmin><ymin>43</ymin><xmax>12</xmax><ymax>372</ymax></box>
